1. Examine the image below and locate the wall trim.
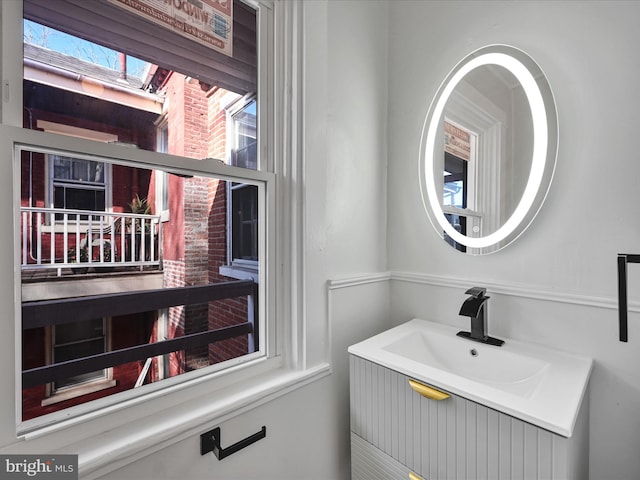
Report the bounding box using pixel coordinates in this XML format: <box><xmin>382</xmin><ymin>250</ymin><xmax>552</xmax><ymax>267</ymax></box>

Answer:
<box><xmin>328</xmin><ymin>270</ymin><xmax>639</xmax><ymax>313</ymax></box>
<box><xmin>391</xmin><ymin>270</ymin><xmax>639</xmax><ymax>312</ymax></box>
<box><xmin>327</xmin><ymin>272</ymin><xmax>392</xmax><ymax>290</ymax></box>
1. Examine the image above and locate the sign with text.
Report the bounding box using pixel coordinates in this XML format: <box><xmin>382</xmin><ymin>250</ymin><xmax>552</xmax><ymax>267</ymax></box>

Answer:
<box><xmin>0</xmin><ymin>455</ymin><xmax>78</xmax><ymax>479</ymax></box>
<box><xmin>444</xmin><ymin>121</ymin><xmax>472</xmax><ymax>162</ymax></box>
<box><xmin>108</xmin><ymin>0</ymin><xmax>233</xmax><ymax>57</ymax></box>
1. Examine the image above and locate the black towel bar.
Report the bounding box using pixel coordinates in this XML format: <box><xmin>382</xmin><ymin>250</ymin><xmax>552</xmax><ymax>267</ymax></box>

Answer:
<box><xmin>200</xmin><ymin>426</ymin><xmax>266</xmax><ymax>460</ymax></box>
<box><xmin>617</xmin><ymin>253</ymin><xmax>640</xmax><ymax>342</ymax></box>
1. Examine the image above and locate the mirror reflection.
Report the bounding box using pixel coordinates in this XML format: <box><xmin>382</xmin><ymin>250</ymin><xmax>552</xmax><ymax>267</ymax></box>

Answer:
<box><xmin>421</xmin><ymin>45</ymin><xmax>557</xmax><ymax>254</ymax></box>
<box><xmin>439</xmin><ymin>64</ymin><xmax>533</xmax><ymax>252</ymax></box>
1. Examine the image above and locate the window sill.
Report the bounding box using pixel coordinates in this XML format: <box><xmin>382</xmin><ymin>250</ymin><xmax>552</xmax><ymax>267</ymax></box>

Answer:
<box><xmin>19</xmin><ymin>361</ymin><xmax>331</xmax><ymax>480</ymax></box>
<box><xmin>41</xmin><ymin>379</ymin><xmax>116</xmax><ymax>406</ymax></box>
<box><xmin>219</xmin><ymin>264</ymin><xmax>259</xmax><ymax>282</ymax></box>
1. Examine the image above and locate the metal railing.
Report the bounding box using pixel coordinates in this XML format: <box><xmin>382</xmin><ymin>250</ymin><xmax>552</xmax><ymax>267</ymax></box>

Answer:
<box><xmin>22</xmin><ymin>280</ymin><xmax>258</xmax><ymax>389</ymax></box>
<box><xmin>21</xmin><ymin>207</ymin><xmax>162</xmax><ymax>275</ymax></box>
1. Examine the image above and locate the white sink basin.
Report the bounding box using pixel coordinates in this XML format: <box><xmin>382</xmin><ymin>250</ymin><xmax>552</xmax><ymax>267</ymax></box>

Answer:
<box><xmin>382</xmin><ymin>329</ymin><xmax>550</xmax><ymax>398</ymax></box>
<box><xmin>348</xmin><ymin>318</ymin><xmax>592</xmax><ymax>437</ymax></box>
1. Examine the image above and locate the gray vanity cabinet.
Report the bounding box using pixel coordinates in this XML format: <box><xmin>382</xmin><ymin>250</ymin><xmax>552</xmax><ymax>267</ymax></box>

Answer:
<box><xmin>349</xmin><ymin>355</ymin><xmax>589</xmax><ymax>480</ymax></box>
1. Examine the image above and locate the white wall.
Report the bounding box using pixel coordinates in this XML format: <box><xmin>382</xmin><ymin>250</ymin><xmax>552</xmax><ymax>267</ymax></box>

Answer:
<box><xmin>387</xmin><ymin>1</ymin><xmax>640</xmax><ymax>479</ymax></box>
<box><xmin>9</xmin><ymin>1</ymin><xmax>637</xmax><ymax>478</ymax></box>
<box><xmin>95</xmin><ymin>1</ymin><xmax>391</xmax><ymax>478</ymax></box>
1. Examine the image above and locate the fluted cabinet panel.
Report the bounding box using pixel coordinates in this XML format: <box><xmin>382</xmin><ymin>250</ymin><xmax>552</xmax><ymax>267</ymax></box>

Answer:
<box><xmin>351</xmin><ymin>432</ymin><xmax>413</xmax><ymax>480</ymax></box>
<box><xmin>350</xmin><ymin>355</ymin><xmax>588</xmax><ymax>480</ymax></box>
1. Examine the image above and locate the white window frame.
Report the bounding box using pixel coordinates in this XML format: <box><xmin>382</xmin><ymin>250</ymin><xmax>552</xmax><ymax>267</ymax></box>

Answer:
<box><xmin>226</xmin><ymin>95</ymin><xmax>257</xmax><ymax>170</ymax></box>
<box><xmin>15</xmin><ymin>135</ymin><xmax>271</xmax><ymax>432</ymax></box>
<box><xmin>1</xmin><ymin>2</ymin><xmax>327</xmax><ymax>477</ymax></box>
<box><xmin>221</xmin><ymin>94</ymin><xmax>259</xmax><ymax>282</ymax></box>
<box><xmin>154</xmin><ymin>116</ymin><xmax>170</xmax><ymax>222</ymax></box>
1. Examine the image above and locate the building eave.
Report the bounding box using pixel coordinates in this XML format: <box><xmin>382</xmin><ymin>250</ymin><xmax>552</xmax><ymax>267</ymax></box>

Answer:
<box><xmin>24</xmin><ymin>58</ymin><xmax>164</xmax><ymax>115</ymax></box>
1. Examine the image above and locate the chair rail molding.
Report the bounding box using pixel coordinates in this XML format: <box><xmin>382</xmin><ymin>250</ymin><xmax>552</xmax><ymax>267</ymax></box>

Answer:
<box><xmin>390</xmin><ymin>271</ymin><xmax>631</xmax><ymax>312</ymax></box>
<box><xmin>328</xmin><ymin>271</ymin><xmax>635</xmax><ymax>313</ymax></box>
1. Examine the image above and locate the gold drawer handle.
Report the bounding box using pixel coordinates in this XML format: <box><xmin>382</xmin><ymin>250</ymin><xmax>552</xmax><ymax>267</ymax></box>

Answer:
<box><xmin>408</xmin><ymin>379</ymin><xmax>449</xmax><ymax>401</ymax></box>
<box><xmin>408</xmin><ymin>471</ymin><xmax>424</xmax><ymax>480</ymax></box>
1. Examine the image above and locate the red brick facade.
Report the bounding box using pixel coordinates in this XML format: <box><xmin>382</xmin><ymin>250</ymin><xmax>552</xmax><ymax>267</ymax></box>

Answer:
<box><xmin>159</xmin><ymin>72</ymin><xmax>251</xmax><ymax>373</ymax></box>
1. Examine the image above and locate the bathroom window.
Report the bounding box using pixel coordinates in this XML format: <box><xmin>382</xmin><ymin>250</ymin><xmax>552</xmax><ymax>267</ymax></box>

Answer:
<box><xmin>6</xmin><ymin>0</ymin><xmax>317</xmax><ymax>471</ymax></box>
<box><xmin>442</xmin><ymin>119</ymin><xmax>480</xmax><ymax>250</ymax></box>
<box><xmin>443</xmin><ymin>152</ymin><xmax>468</xmax><ymax>252</ymax></box>
<box><xmin>18</xmin><ymin>0</ymin><xmax>269</xmax><ymax>429</ymax></box>
<box><xmin>443</xmin><ymin>152</ymin><xmax>467</xmax><ymax>210</ymax></box>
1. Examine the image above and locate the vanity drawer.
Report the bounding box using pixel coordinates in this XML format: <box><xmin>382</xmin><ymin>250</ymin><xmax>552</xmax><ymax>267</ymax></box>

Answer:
<box><xmin>350</xmin><ymin>355</ymin><xmax>585</xmax><ymax>480</ymax></box>
<box><xmin>351</xmin><ymin>432</ymin><xmax>415</xmax><ymax>480</ymax></box>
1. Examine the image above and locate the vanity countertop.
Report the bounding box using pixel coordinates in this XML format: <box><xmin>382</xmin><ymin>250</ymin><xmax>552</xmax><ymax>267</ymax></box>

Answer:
<box><xmin>348</xmin><ymin>318</ymin><xmax>593</xmax><ymax>437</ymax></box>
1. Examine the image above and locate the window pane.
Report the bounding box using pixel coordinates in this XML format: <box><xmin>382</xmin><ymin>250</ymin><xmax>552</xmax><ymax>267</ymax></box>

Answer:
<box><xmin>20</xmin><ymin>0</ymin><xmax>260</xmax><ymax>425</ymax></box>
<box><xmin>232</xmin><ymin>185</ymin><xmax>258</xmax><ymax>261</ymax></box>
<box><xmin>231</xmin><ymin>99</ymin><xmax>257</xmax><ymax>170</ymax></box>
<box><xmin>53</xmin><ymin>320</ymin><xmax>106</xmax><ymax>389</ymax></box>
<box><xmin>55</xmin><ymin>318</ymin><xmax>103</xmax><ymax>345</ymax></box>
<box><xmin>443</xmin><ymin>152</ymin><xmax>467</xmax><ymax>209</ymax></box>
<box><xmin>54</xmin><ymin>337</ymin><xmax>106</xmax><ymax>389</ymax></box>
<box><xmin>21</xmin><ymin>153</ymin><xmax>262</xmax><ymax>421</ymax></box>
<box><xmin>55</xmin><ymin>339</ymin><xmax>105</xmax><ymax>363</ymax></box>
<box><xmin>54</xmin><ymin>186</ymin><xmax>105</xmax><ymax>212</ymax></box>
<box><xmin>53</xmin><ymin>156</ymin><xmax>105</xmax><ymax>184</ymax></box>
<box><xmin>444</xmin><ymin>214</ymin><xmax>467</xmax><ymax>253</ymax></box>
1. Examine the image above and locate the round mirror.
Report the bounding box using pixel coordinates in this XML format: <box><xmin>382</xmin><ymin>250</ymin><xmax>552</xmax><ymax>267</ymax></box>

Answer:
<box><xmin>419</xmin><ymin>45</ymin><xmax>558</xmax><ymax>254</ymax></box>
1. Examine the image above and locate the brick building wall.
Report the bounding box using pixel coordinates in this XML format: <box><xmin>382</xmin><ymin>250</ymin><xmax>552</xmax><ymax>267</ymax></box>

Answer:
<box><xmin>161</xmin><ymin>76</ymin><xmax>252</xmax><ymax>371</ymax></box>
<box><xmin>162</xmin><ymin>259</ymin><xmax>186</xmax><ymax>377</ymax></box>
<box><xmin>183</xmin><ymin>175</ymin><xmax>211</xmax><ymax>370</ymax></box>
<box><xmin>22</xmin><ymin>312</ymin><xmax>154</xmax><ymax>421</ymax></box>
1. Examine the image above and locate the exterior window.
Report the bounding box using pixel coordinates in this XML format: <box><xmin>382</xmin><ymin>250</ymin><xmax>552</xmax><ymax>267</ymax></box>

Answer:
<box><xmin>226</xmin><ymin>98</ymin><xmax>258</xmax><ymax>273</ymax></box>
<box><xmin>50</xmin><ymin>155</ymin><xmax>107</xmax><ymax>218</ymax></box>
<box><xmin>230</xmin><ymin>99</ymin><xmax>257</xmax><ymax>170</ymax></box>
<box><xmin>155</xmin><ymin>121</ymin><xmax>170</xmax><ymax>221</ymax></box>
<box><xmin>231</xmin><ymin>184</ymin><xmax>258</xmax><ymax>261</ymax></box>
<box><xmin>52</xmin><ymin>318</ymin><xmax>107</xmax><ymax>390</ymax></box>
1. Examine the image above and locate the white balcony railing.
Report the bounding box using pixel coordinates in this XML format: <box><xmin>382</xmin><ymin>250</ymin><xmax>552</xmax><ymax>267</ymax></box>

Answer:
<box><xmin>21</xmin><ymin>207</ymin><xmax>162</xmax><ymax>276</ymax></box>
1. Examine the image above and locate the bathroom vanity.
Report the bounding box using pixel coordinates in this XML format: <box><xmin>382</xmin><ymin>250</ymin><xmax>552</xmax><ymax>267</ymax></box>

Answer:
<box><xmin>348</xmin><ymin>319</ymin><xmax>592</xmax><ymax>480</ymax></box>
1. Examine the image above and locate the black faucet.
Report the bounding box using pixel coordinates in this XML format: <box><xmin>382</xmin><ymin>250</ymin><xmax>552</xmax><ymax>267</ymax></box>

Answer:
<box><xmin>457</xmin><ymin>287</ymin><xmax>504</xmax><ymax>346</ymax></box>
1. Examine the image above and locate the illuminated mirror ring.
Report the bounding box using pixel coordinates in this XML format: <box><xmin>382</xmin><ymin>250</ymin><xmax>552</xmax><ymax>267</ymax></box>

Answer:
<box><xmin>419</xmin><ymin>45</ymin><xmax>558</xmax><ymax>253</ymax></box>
